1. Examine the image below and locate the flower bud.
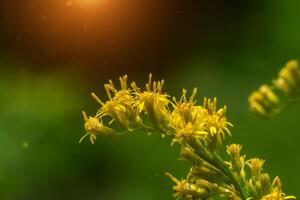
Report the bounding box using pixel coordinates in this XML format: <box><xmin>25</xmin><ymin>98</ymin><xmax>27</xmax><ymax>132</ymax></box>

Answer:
<box><xmin>227</xmin><ymin>144</ymin><xmax>243</xmax><ymax>172</ymax></box>
<box><xmin>247</xmin><ymin>158</ymin><xmax>265</xmax><ymax>180</ymax></box>
<box><xmin>191</xmin><ymin>166</ymin><xmax>229</xmax><ymax>184</ymax></box>
<box><xmin>260</xmin><ymin>173</ymin><xmax>272</xmax><ymax>195</ymax></box>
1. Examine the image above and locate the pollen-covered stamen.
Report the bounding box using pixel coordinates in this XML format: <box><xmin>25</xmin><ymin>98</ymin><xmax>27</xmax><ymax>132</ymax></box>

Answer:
<box><xmin>104</xmin><ymin>84</ymin><xmax>113</xmax><ymax>100</ymax></box>
<box><xmin>157</xmin><ymin>79</ymin><xmax>164</xmax><ymax>93</ymax></box>
<box><xmin>146</xmin><ymin>73</ymin><xmax>153</xmax><ymax>91</ymax></box>
<box><xmin>119</xmin><ymin>75</ymin><xmax>128</xmax><ymax>90</ymax></box>
<box><xmin>82</xmin><ymin>110</ymin><xmax>89</xmax><ymax>122</ymax></box>
<box><xmin>91</xmin><ymin>92</ymin><xmax>105</xmax><ymax>106</ymax></box>
<box><xmin>180</xmin><ymin>88</ymin><xmax>187</xmax><ymax>102</ymax></box>
<box><xmin>189</xmin><ymin>88</ymin><xmax>197</xmax><ymax>103</ymax></box>
<box><xmin>203</xmin><ymin>97</ymin><xmax>218</xmax><ymax>113</ymax></box>
<box><xmin>131</xmin><ymin>81</ymin><xmax>141</xmax><ymax>93</ymax></box>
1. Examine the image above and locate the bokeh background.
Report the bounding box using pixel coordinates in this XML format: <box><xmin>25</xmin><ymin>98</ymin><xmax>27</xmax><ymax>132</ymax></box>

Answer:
<box><xmin>0</xmin><ymin>0</ymin><xmax>299</xmax><ymax>199</ymax></box>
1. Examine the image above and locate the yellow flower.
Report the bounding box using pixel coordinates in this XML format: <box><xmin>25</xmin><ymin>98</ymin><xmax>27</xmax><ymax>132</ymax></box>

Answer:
<box><xmin>131</xmin><ymin>73</ymin><xmax>170</xmax><ymax>131</ymax></box>
<box><xmin>261</xmin><ymin>177</ymin><xmax>296</xmax><ymax>200</ymax></box>
<box><xmin>202</xmin><ymin>97</ymin><xmax>233</xmax><ymax>138</ymax></box>
<box><xmin>170</xmin><ymin>88</ymin><xmax>203</xmax><ymax>127</ymax></box>
<box><xmin>171</xmin><ymin>122</ymin><xmax>207</xmax><ymax>145</ymax></box>
<box><xmin>92</xmin><ymin>75</ymin><xmax>142</xmax><ymax>130</ymax></box>
<box><xmin>170</xmin><ymin>89</ymin><xmax>232</xmax><ymax>147</ymax></box>
<box><xmin>273</xmin><ymin>60</ymin><xmax>300</xmax><ymax>97</ymax></box>
<box><xmin>226</xmin><ymin>144</ymin><xmax>242</xmax><ymax>158</ymax></box>
<box><xmin>165</xmin><ymin>172</ymin><xmax>209</xmax><ymax>199</ymax></box>
<box><xmin>247</xmin><ymin>158</ymin><xmax>265</xmax><ymax>179</ymax></box>
<box><xmin>171</xmin><ymin>88</ymin><xmax>198</xmax><ymax>124</ymax></box>
<box><xmin>248</xmin><ymin>85</ymin><xmax>279</xmax><ymax>118</ymax></box>
<box><xmin>170</xmin><ymin>88</ymin><xmax>207</xmax><ymax>144</ymax></box>
<box><xmin>226</xmin><ymin>144</ymin><xmax>246</xmax><ymax>174</ymax></box>
<box><xmin>80</xmin><ymin>111</ymin><xmax>116</xmax><ymax>144</ymax></box>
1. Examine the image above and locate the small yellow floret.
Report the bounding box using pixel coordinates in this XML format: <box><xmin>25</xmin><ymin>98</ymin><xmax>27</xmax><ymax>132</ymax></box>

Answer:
<box><xmin>80</xmin><ymin>111</ymin><xmax>116</xmax><ymax>144</ymax></box>
<box><xmin>93</xmin><ymin>75</ymin><xmax>142</xmax><ymax>130</ymax></box>
<box><xmin>131</xmin><ymin>73</ymin><xmax>170</xmax><ymax>130</ymax></box>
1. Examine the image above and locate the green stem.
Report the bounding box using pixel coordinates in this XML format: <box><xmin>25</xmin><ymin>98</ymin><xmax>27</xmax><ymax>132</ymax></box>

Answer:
<box><xmin>189</xmin><ymin>140</ymin><xmax>248</xmax><ymax>200</ymax></box>
<box><xmin>212</xmin><ymin>153</ymin><xmax>248</xmax><ymax>200</ymax></box>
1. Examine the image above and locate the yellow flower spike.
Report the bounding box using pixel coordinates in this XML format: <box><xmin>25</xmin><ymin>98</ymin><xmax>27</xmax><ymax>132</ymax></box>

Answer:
<box><xmin>80</xmin><ymin>111</ymin><xmax>116</xmax><ymax>144</ymax></box>
<box><xmin>82</xmin><ymin>73</ymin><xmax>296</xmax><ymax>200</ymax></box>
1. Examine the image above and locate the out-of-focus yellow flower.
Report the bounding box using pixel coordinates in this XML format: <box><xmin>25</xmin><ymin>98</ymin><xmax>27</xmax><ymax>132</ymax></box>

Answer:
<box><xmin>273</xmin><ymin>60</ymin><xmax>300</xmax><ymax>97</ymax></box>
<box><xmin>249</xmin><ymin>60</ymin><xmax>300</xmax><ymax>118</ymax></box>
<box><xmin>80</xmin><ymin>111</ymin><xmax>116</xmax><ymax>144</ymax></box>
<box><xmin>248</xmin><ymin>85</ymin><xmax>279</xmax><ymax>118</ymax></box>
<box><xmin>131</xmin><ymin>73</ymin><xmax>170</xmax><ymax>131</ymax></box>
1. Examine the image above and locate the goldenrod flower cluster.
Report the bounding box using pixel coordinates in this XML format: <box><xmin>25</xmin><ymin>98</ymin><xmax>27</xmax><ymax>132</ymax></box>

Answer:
<box><xmin>81</xmin><ymin>74</ymin><xmax>295</xmax><ymax>200</ymax></box>
<box><xmin>249</xmin><ymin>60</ymin><xmax>300</xmax><ymax>118</ymax></box>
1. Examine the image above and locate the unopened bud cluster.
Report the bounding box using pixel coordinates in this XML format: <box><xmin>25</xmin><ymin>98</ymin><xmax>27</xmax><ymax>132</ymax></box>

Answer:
<box><xmin>81</xmin><ymin>74</ymin><xmax>295</xmax><ymax>199</ymax></box>
<box><xmin>249</xmin><ymin>60</ymin><xmax>300</xmax><ymax>118</ymax></box>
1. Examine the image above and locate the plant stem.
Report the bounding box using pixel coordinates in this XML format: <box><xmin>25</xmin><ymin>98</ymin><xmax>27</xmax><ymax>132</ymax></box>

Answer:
<box><xmin>189</xmin><ymin>140</ymin><xmax>248</xmax><ymax>199</ymax></box>
<box><xmin>212</xmin><ymin>153</ymin><xmax>248</xmax><ymax>199</ymax></box>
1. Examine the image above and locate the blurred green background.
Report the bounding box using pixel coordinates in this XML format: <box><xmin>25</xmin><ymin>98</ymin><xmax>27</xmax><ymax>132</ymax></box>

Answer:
<box><xmin>0</xmin><ymin>0</ymin><xmax>299</xmax><ymax>199</ymax></box>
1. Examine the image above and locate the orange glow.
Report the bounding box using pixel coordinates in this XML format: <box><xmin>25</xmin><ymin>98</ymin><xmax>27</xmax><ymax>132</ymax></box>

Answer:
<box><xmin>7</xmin><ymin>0</ymin><xmax>172</xmax><ymax>67</ymax></box>
<box><xmin>75</xmin><ymin>0</ymin><xmax>105</xmax><ymax>7</ymax></box>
